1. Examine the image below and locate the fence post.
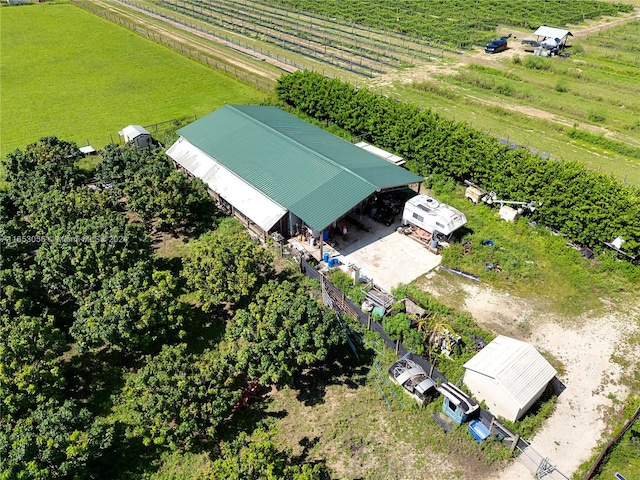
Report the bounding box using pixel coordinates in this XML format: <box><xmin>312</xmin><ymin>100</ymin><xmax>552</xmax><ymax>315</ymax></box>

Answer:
<box><xmin>510</xmin><ymin>434</ymin><xmax>520</xmax><ymax>452</ymax></box>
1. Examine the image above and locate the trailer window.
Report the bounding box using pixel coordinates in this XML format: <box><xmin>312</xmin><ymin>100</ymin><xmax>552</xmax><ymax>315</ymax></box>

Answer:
<box><xmin>436</xmin><ymin>222</ymin><xmax>444</xmax><ymax>228</ymax></box>
<box><xmin>413</xmin><ymin>213</ymin><xmax>424</xmax><ymax>222</ymax></box>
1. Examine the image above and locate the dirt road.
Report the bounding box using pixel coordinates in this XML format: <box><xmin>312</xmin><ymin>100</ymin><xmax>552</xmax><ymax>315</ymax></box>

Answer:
<box><xmin>90</xmin><ymin>0</ymin><xmax>294</xmax><ymax>80</ymax></box>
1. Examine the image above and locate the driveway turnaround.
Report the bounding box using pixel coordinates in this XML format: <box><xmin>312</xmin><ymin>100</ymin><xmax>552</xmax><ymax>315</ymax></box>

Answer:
<box><xmin>303</xmin><ymin>214</ymin><xmax>442</xmax><ymax>292</ymax></box>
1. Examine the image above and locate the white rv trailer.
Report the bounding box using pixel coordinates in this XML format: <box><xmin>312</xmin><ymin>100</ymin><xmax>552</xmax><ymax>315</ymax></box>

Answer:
<box><xmin>401</xmin><ymin>195</ymin><xmax>467</xmax><ymax>236</ymax></box>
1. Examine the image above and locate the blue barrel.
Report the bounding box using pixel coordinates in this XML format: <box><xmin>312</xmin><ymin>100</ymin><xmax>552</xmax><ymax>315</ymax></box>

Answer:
<box><xmin>323</xmin><ymin>252</ymin><xmax>330</xmax><ymax>263</ymax></box>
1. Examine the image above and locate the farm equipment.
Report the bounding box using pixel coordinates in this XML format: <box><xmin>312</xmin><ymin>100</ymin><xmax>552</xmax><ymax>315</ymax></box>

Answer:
<box><xmin>464</xmin><ymin>180</ymin><xmax>541</xmax><ymax>222</ymax></box>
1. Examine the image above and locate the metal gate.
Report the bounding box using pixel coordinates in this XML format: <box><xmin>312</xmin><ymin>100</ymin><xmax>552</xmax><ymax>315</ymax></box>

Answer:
<box><xmin>515</xmin><ymin>441</ymin><xmax>569</xmax><ymax>480</ymax></box>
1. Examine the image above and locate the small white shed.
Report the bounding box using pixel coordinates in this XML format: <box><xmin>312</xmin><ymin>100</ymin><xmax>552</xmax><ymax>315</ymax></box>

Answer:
<box><xmin>533</xmin><ymin>26</ymin><xmax>572</xmax><ymax>48</ymax></box>
<box><xmin>463</xmin><ymin>335</ymin><xmax>556</xmax><ymax>422</ymax></box>
<box><xmin>119</xmin><ymin>125</ymin><xmax>152</xmax><ymax>147</ymax></box>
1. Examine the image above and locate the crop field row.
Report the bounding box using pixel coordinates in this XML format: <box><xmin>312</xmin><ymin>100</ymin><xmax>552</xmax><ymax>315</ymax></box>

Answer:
<box><xmin>270</xmin><ymin>0</ymin><xmax>634</xmax><ymax>49</ymax></box>
<box><xmin>148</xmin><ymin>0</ymin><xmax>444</xmax><ymax>77</ymax></box>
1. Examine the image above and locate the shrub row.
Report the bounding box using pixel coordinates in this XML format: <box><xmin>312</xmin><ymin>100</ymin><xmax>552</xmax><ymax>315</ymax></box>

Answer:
<box><xmin>276</xmin><ymin>71</ymin><xmax>640</xmax><ymax>256</ymax></box>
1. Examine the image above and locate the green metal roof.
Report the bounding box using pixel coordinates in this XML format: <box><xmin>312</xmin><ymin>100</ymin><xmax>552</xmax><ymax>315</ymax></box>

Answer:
<box><xmin>177</xmin><ymin>105</ymin><xmax>423</xmax><ymax>231</ymax></box>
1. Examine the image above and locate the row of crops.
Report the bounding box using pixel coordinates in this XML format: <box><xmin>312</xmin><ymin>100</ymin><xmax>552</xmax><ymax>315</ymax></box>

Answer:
<box><xmin>272</xmin><ymin>0</ymin><xmax>634</xmax><ymax>49</ymax></box>
<box><xmin>151</xmin><ymin>0</ymin><xmax>444</xmax><ymax>77</ymax></box>
<box><xmin>147</xmin><ymin>0</ymin><xmax>633</xmax><ymax>76</ymax></box>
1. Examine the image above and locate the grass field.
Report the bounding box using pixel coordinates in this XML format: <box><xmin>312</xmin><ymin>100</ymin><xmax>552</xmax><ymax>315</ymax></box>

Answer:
<box><xmin>0</xmin><ymin>2</ymin><xmax>267</xmax><ymax>158</ymax></box>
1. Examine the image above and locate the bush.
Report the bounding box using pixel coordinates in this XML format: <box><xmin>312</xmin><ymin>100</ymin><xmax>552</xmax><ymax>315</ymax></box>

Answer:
<box><xmin>524</xmin><ymin>55</ymin><xmax>551</xmax><ymax>70</ymax></box>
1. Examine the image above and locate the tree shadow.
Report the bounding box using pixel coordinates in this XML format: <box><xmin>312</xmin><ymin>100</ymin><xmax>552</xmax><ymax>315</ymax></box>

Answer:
<box><xmin>292</xmin><ymin>436</ymin><xmax>332</xmax><ymax>479</ymax></box>
<box><xmin>63</xmin><ymin>348</ymin><xmax>132</xmax><ymax>417</ymax></box>
<box><xmin>88</xmin><ymin>422</ymin><xmax>161</xmax><ymax>480</ymax></box>
<box><xmin>180</xmin><ymin>303</ymin><xmax>230</xmax><ymax>355</ymax></box>
<box><xmin>292</xmin><ymin>342</ymin><xmax>375</xmax><ymax>407</ymax></box>
<box><xmin>153</xmin><ymin>255</ymin><xmax>183</xmax><ymax>278</ymax></box>
<box><xmin>218</xmin><ymin>392</ymin><xmax>288</xmax><ymax>443</ymax></box>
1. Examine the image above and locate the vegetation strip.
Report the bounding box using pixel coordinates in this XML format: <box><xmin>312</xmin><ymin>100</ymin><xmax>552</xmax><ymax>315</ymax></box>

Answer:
<box><xmin>276</xmin><ymin>71</ymin><xmax>640</xmax><ymax>257</ymax></box>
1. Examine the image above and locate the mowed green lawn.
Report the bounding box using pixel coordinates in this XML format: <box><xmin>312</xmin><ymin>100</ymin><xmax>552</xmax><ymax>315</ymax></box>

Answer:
<box><xmin>0</xmin><ymin>3</ymin><xmax>267</xmax><ymax>157</ymax></box>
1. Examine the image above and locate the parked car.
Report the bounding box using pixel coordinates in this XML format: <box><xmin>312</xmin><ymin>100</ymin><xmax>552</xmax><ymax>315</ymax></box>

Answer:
<box><xmin>485</xmin><ymin>38</ymin><xmax>508</xmax><ymax>53</ymax></box>
<box><xmin>485</xmin><ymin>34</ymin><xmax>511</xmax><ymax>53</ymax></box>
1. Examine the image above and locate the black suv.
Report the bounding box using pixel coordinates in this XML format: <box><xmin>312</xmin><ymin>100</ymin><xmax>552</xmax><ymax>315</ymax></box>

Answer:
<box><xmin>485</xmin><ymin>35</ymin><xmax>509</xmax><ymax>53</ymax></box>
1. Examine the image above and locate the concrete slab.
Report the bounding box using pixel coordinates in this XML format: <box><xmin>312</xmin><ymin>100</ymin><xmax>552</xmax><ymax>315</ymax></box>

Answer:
<box><xmin>292</xmin><ymin>214</ymin><xmax>441</xmax><ymax>292</ymax></box>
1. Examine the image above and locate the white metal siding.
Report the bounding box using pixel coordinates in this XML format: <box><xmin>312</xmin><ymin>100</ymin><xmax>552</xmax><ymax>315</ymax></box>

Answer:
<box><xmin>463</xmin><ymin>335</ymin><xmax>556</xmax><ymax>420</ymax></box>
<box><xmin>166</xmin><ymin>138</ymin><xmax>287</xmax><ymax>231</ymax></box>
<box><xmin>463</xmin><ymin>370</ymin><xmax>520</xmax><ymax>421</ymax></box>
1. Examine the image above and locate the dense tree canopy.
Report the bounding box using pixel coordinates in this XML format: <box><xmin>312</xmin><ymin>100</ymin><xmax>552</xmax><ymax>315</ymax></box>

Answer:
<box><xmin>71</xmin><ymin>263</ymin><xmax>185</xmax><ymax>354</ymax></box>
<box><xmin>114</xmin><ymin>344</ymin><xmax>240</xmax><ymax>451</ymax></box>
<box><xmin>203</xmin><ymin>429</ymin><xmax>331</xmax><ymax>480</ymax></box>
<box><xmin>182</xmin><ymin>218</ymin><xmax>274</xmax><ymax>309</ymax></box>
<box><xmin>35</xmin><ymin>211</ymin><xmax>152</xmax><ymax>303</ymax></box>
<box><xmin>227</xmin><ymin>280</ymin><xmax>343</xmax><ymax>386</ymax></box>
<box><xmin>97</xmin><ymin>143</ymin><xmax>216</xmax><ymax>232</ymax></box>
<box><xmin>0</xmin><ymin>398</ymin><xmax>112</xmax><ymax>480</ymax></box>
<box><xmin>2</xmin><ymin>137</ymin><xmax>84</xmax><ymax>212</ymax></box>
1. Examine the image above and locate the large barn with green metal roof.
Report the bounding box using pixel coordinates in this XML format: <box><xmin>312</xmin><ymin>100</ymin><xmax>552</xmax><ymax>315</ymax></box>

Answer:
<box><xmin>166</xmin><ymin>105</ymin><xmax>423</xmax><ymax>241</ymax></box>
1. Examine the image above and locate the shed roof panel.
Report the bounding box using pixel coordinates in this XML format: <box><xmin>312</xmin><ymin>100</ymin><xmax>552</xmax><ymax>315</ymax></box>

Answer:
<box><xmin>533</xmin><ymin>26</ymin><xmax>572</xmax><ymax>39</ymax></box>
<box><xmin>166</xmin><ymin>137</ymin><xmax>286</xmax><ymax>231</ymax></box>
<box><xmin>464</xmin><ymin>335</ymin><xmax>556</xmax><ymax>409</ymax></box>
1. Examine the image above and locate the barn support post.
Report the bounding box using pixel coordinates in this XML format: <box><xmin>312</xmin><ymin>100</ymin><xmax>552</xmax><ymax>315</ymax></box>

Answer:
<box><xmin>319</xmin><ymin>230</ymin><xmax>324</xmax><ymax>261</ymax></box>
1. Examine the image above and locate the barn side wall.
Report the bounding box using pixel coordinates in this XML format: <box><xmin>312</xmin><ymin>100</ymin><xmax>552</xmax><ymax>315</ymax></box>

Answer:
<box><xmin>463</xmin><ymin>370</ymin><xmax>519</xmax><ymax>422</ymax></box>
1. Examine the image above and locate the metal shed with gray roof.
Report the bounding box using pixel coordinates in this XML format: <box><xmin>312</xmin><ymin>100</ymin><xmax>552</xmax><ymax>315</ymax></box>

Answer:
<box><xmin>533</xmin><ymin>26</ymin><xmax>572</xmax><ymax>48</ymax></box>
<box><xmin>463</xmin><ymin>335</ymin><xmax>557</xmax><ymax>422</ymax></box>
<box><xmin>166</xmin><ymin>105</ymin><xmax>423</xmax><ymax>237</ymax></box>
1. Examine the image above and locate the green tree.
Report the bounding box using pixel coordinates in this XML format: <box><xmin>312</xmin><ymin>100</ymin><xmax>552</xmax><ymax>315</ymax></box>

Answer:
<box><xmin>35</xmin><ymin>211</ymin><xmax>152</xmax><ymax>303</ymax></box>
<box><xmin>182</xmin><ymin>218</ymin><xmax>274</xmax><ymax>310</ymax></box>
<box><xmin>24</xmin><ymin>187</ymin><xmax>120</xmax><ymax>235</ymax></box>
<box><xmin>127</xmin><ymin>168</ymin><xmax>215</xmax><ymax>232</ymax></box>
<box><xmin>71</xmin><ymin>263</ymin><xmax>185</xmax><ymax>354</ymax></box>
<box><xmin>227</xmin><ymin>280</ymin><xmax>343</xmax><ymax>386</ymax></box>
<box><xmin>0</xmin><ymin>398</ymin><xmax>112</xmax><ymax>479</ymax></box>
<box><xmin>0</xmin><ymin>266</ymin><xmax>67</xmax><ymax>417</ymax></box>
<box><xmin>2</xmin><ymin>137</ymin><xmax>83</xmax><ymax>212</ymax></box>
<box><xmin>0</xmin><ymin>191</ymin><xmax>33</xmax><ymax>269</ymax></box>
<box><xmin>114</xmin><ymin>344</ymin><xmax>239</xmax><ymax>451</ymax></box>
<box><xmin>97</xmin><ymin>144</ymin><xmax>216</xmax><ymax>233</ymax></box>
<box><xmin>0</xmin><ymin>313</ymin><xmax>67</xmax><ymax>419</ymax></box>
<box><xmin>203</xmin><ymin>429</ymin><xmax>331</xmax><ymax>480</ymax></box>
